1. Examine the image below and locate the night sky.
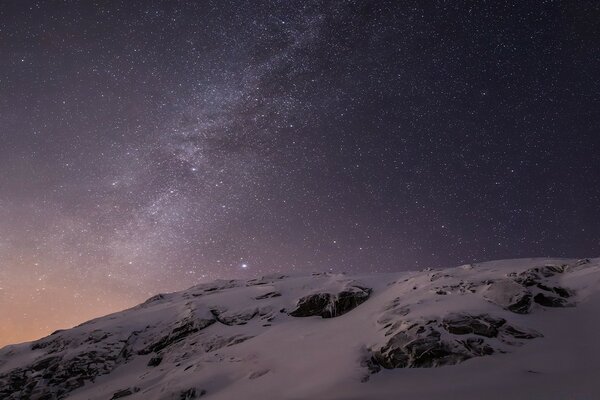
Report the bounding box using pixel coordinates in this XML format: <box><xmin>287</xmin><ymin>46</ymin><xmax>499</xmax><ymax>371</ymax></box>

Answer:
<box><xmin>1</xmin><ymin>1</ymin><xmax>599</xmax><ymax>346</ymax></box>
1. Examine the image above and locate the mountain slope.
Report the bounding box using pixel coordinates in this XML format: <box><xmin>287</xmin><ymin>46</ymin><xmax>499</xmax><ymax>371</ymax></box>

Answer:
<box><xmin>1</xmin><ymin>257</ymin><xmax>599</xmax><ymax>400</ymax></box>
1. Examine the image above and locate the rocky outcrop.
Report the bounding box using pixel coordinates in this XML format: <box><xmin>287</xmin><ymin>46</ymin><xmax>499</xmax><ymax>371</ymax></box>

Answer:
<box><xmin>140</xmin><ymin>316</ymin><xmax>215</xmax><ymax>354</ymax></box>
<box><xmin>500</xmin><ymin>264</ymin><xmax>578</xmax><ymax>310</ymax></box>
<box><xmin>512</xmin><ymin>265</ymin><xmax>567</xmax><ymax>287</ymax></box>
<box><xmin>372</xmin><ymin>324</ymin><xmax>470</xmax><ymax>369</ymax></box>
<box><xmin>442</xmin><ymin>314</ymin><xmax>506</xmax><ymax>337</ymax></box>
<box><xmin>369</xmin><ymin>314</ymin><xmax>541</xmax><ymax>371</ymax></box>
<box><xmin>483</xmin><ymin>280</ymin><xmax>533</xmax><ymax>314</ymax></box>
<box><xmin>533</xmin><ymin>293</ymin><xmax>573</xmax><ymax>307</ymax></box>
<box><xmin>289</xmin><ymin>286</ymin><xmax>372</xmax><ymax>318</ymax></box>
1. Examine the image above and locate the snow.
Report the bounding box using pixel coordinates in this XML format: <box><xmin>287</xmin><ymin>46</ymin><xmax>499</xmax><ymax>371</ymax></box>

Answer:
<box><xmin>1</xmin><ymin>257</ymin><xmax>599</xmax><ymax>399</ymax></box>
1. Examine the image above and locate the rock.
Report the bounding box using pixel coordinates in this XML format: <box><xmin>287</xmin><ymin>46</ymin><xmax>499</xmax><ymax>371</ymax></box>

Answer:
<box><xmin>201</xmin><ymin>334</ymin><xmax>253</xmax><ymax>352</ymax></box>
<box><xmin>333</xmin><ymin>287</ymin><xmax>372</xmax><ymax>317</ymax></box>
<box><xmin>536</xmin><ymin>284</ymin><xmax>574</xmax><ymax>298</ymax></box>
<box><xmin>180</xmin><ymin>388</ymin><xmax>206</xmax><ymax>399</ymax></box>
<box><xmin>371</xmin><ymin>325</ymin><xmax>470</xmax><ymax>369</ymax></box>
<box><xmin>289</xmin><ymin>286</ymin><xmax>371</xmax><ymax>318</ymax></box>
<box><xmin>534</xmin><ymin>293</ymin><xmax>572</xmax><ymax>307</ymax></box>
<box><xmin>458</xmin><ymin>338</ymin><xmax>494</xmax><ymax>356</ymax></box>
<box><xmin>111</xmin><ymin>387</ymin><xmax>140</xmax><ymax>399</ymax></box>
<box><xmin>483</xmin><ymin>280</ymin><xmax>533</xmax><ymax>314</ymax></box>
<box><xmin>502</xmin><ymin>325</ymin><xmax>542</xmax><ymax>340</ymax></box>
<box><xmin>148</xmin><ymin>355</ymin><xmax>162</xmax><ymax>367</ymax></box>
<box><xmin>248</xmin><ymin>369</ymin><xmax>270</xmax><ymax>380</ymax></box>
<box><xmin>140</xmin><ymin>316</ymin><xmax>216</xmax><ymax>354</ymax></box>
<box><xmin>255</xmin><ymin>291</ymin><xmax>281</xmax><ymax>300</ymax></box>
<box><xmin>370</xmin><ymin>314</ymin><xmax>541</xmax><ymax>372</ymax></box>
<box><xmin>442</xmin><ymin>314</ymin><xmax>506</xmax><ymax>338</ymax></box>
<box><xmin>289</xmin><ymin>293</ymin><xmax>332</xmax><ymax>317</ymax></box>
<box><xmin>514</xmin><ymin>265</ymin><xmax>566</xmax><ymax>287</ymax></box>
<box><xmin>552</xmin><ymin>286</ymin><xmax>574</xmax><ymax>298</ymax></box>
<box><xmin>218</xmin><ymin>308</ymin><xmax>259</xmax><ymax>325</ymax></box>
<box><xmin>508</xmin><ymin>293</ymin><xmax>533</xmax><ymax>314</ymax></box>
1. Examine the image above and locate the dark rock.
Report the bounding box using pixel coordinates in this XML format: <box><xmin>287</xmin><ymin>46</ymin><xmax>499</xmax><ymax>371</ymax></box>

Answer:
<box><xmin>147</xmin><ymin>355</ymin><xmax>163</xmax><ymax>367</ymax></box>
<box><xmin>552</xmin><ymin>286</ymin><xmax>573</xmax><ymax>298</ymax></box>
<box><xmin>534</xmin><ymin>293</ymin><xmax>572</xmax><ymax>307</ymax></box>
<box><xmin>458</xmin><ymin>338</ymin><xmax>494</xmax><ymax>356</ymax></box>
<box><xmin>289</xmin><ymin>293</ymin><xmax>331</xmax><ymax>317</ymax></box>
<box><xmin>483</xmin><ymin>280</ymin><xmax>533</xmax><ymax>314</ymax></box>
<box><xmin>219</xmin><ymin>308</ymin><xmax>260</xmax><ymax>325</ymax></box>
<box><xmin>502</xmin><ymin>325</ymin><xmax>542</xmax><ymax>340</ymax></box>
<box><xmin>248</xmin><ymin>369</ymin><xmax>270</xmax><ymax>380</ymax></box>
<box><xmin>140</xmin><ymin>317</ymin><xmax>215</xmax><ymax>354</ymax></box>
<box><xmin>369</xmin><ymin>314</ymin><xmax>541</xmax><ymax>373</ymax></box>
<box><xmin>111</xmin><ymin>387</ymin><xmax>140</xmax><ymax>399</ymax></box>
<box><xmin>31</xmin><ymin>356</ymin><xmax>61</xmax><ymax>372</ymax></box>
<box><xmin>201</xmin><ymin>334</ymin><xmax>253</xmax><ymax>352</ymax></box>
<box><xmin>536</xmin><ymin>283</ymin><xmax>574</xmax><ymax>299</ymax></box>
<box><xmin>515</xmin><ymin>265</ymin><xmax>566</xmax><ymax>287</ymax></box>
<box><xmin>332</xmin><ymin>288</ymin><xmax>372</xmax><ymax>317</ymax></box>
<box><xmin>507</xmin><ymin>293</ymin><xmax>533</xmax><ymax>314</ymax></box>
<box><xmin>180</xmin><ymin>388</ymin><xmax>206</xmax><ymax>399</ymax></box>
<box><xmin>255</xmin><ymin>291</ymin><xmax>281</xmax><ymax>300</ymax></box>
<box><xmin>372</xmin><ymin>325</ymin><xmax>470</xmax><ymax>369</ymax></box>
<box><xmin>442</xmin><ymin>314</ymin><xmax>505</xmax><ymax>338</ymax></box>
<box><xmin>289</xmin><ymin>286</ymin><xmax>371</xmax><ymax>318</ymax></box>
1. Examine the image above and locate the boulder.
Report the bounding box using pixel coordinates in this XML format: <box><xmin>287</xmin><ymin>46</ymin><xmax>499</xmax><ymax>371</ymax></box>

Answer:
<box><xmin>289</xmin><ymin>286</ymin><xmax>371</xmax><ymax>318</ymax></box>
<box><xmin>534</xmin><ymin>293</ymin><xmax>572</xmax><ymax>308</ymax></box>
<box><xmin>442</xmin><ymin>314</ymin><xmax>506</xmax><ymax>338</ymax></box>
<box><xmin>483</xmin><ymin>280</ymin><xmax>533</xmax><ymax>314</ymax></box>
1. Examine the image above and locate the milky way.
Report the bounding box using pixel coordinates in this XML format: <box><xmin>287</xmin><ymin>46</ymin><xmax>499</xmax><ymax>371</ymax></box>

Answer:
<box><xmin>1</xmin><ymin>1</ymin><xmax>599</xmax><ymax>346</ymax></box>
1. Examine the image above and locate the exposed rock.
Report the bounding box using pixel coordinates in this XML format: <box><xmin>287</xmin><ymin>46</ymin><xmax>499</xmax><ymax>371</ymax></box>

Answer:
<box><xmin>289</xmin><ymin>286</ymin><xmax>371</xmax><ymax>318</ymax></box>
<box><xmin>501</xmin><ymin>325</ymin><xmax>542</xmax><ymax>340</ymax></box>
<box><xmin>371</xmin><ymin>325</ymin><xmax>470</xmax><ymax>369</ymax></box>
<box><xmin>432</xmin><ymin>281</ymin><xmax>478</xmax><ymax>295</ymax></box>
<box><xmin>370</xmin><ymin>314</ymin><xmax>541</xmax><ymax>372</ymax></box>
<box><xmin>507</xmin><ymin>293</ymin><xmax>533</xmax><ymax>314</ymax></box>
<box><xmin>534</xmin><ymin>293</ymin><xmax>573</xmax><ymax>308</ymax></box>
<box><xmin>483</xmin><ymin>280</ymin><xmax>533</xmax><ymax>314</ymax></box>
<box><xmin>377</xmin><ymin>298</ymin><xmax>410</xmax><ymax>326</ymax></box>
<box><xmin>289</xmin><ymin>293</ymin><xmax>332</xmax><ymax>317</ymax></box>
<box><xmin>536</xmin><ymin>284</ymin><xmax>574</xmax><ymax>298</ymax></box>
<box><xmin>255</xmin><ymin>291</ymin><xmax>282</xmax><ymax>299</ymax></box>
<box><xmin>111</xmin><ymin>387</ymin><xmax>140</xmax><ymax>399</ymax></box>
<box><xmin>180</xmin><ymin>388</ymin><xmax>206</xmax><ymax>399</ymax></box>
<box><xmin>201</xmin><ymin>334</ymin><xmax>253</xmax><ymax>352</ymax></box>
<box><xmin>147</xmin><ymin>355</ymin><xmax>163</xmax><ymax>367</ymax></box>
<box><xmin>221</xmin><ymin>310</ymin><xmax>255</xmax><ymax>326</ymax></box>
<box><xmin>443</xmin><ymin>314</ymin><xmax>505</xmax><ymax>338</ymax></box>
<box><xmin>248</xmin><ymin>369</ymin><xmax>270</xmax><ymax>380</ymax></box>
<box><xmin>458</xmin><ymin>338</ymin><xmax>494</xmax><ymax>356</ymax></box>
<box><xmin>552</xmin><ymin>286</ymin><xmax>574</xmax><ymax>298</ymax></box>
<box><xmin>514</xmin><ymin>265</ymin><xmax>566</xmax><ymax>287</ymax></box>
<box><xmin>140</xmin><ymin>316</ymin><xmax>215</xmax><ymax>354</ymax></box>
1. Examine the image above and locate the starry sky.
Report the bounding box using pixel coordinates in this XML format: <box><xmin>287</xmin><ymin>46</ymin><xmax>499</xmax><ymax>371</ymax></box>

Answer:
<box><xmin>1</xmin><ymin>1</ymin><xmax>599</xmax><ymax>347</ymax></box>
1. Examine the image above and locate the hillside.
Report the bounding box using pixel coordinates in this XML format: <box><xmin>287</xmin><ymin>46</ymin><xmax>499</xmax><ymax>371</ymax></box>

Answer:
<box><xmin>1</xmin><ymin>257</ymin><xmax>599</xmax><ymax>400</ymax></box>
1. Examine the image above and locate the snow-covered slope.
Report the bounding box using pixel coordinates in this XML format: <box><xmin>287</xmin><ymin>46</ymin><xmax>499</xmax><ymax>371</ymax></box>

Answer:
<box><xmin>2</xmin><ymin>258</ymin><xmax>600</xmax><ymax>400</ymax></box>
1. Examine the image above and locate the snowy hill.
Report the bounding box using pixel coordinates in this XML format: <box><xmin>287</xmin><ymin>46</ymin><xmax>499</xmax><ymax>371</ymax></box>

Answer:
<box><xmin>1</xmin><ymin>257</ymin><xmax>600</xmax><ymax>400</ymax></box>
